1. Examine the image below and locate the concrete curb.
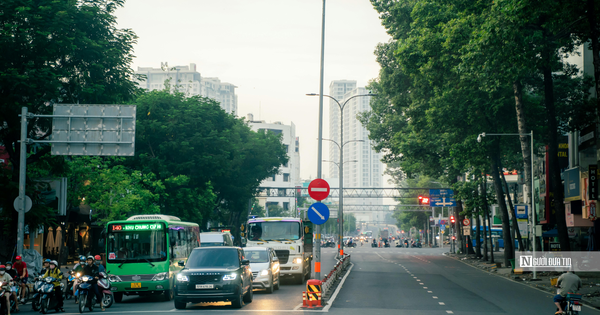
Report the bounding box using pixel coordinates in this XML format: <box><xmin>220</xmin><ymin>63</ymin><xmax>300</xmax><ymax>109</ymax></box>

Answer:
<box><xmin>443</xmin><ymin>252</ymin><xmax>600</xmax><ymax>310</ymax></box>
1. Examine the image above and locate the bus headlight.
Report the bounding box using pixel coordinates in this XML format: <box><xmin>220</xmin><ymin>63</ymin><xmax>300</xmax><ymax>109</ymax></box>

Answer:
<box><xmin>152</xmin><ymin>272</ymin><xmax>168</xmax><ymax>281</ymax></box>
<box><xmin>292</xmin><ymin>258</ymin><xmax>302</xmax><ymax>264</ymax></box>
<box><xmin>176</xmin><ymin>274</ymin><xmax>189</xmax><ymax>282</ymax></box>
<box><xmin>109</xmin><ymin>275</ymin><xmax>122</xmax><ymax>282</ymax></box>
<box><xmin>222</xmin><ymin>274</ymin><xmax>237</xmax><ymax>281</ymax></box>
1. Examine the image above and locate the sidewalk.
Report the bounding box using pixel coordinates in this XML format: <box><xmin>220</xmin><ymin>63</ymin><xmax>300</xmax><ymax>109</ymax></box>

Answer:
<box><xmin>445</xmin><ymin>250</ymin><xmax>600</xmax><ymax>309</ymax></box>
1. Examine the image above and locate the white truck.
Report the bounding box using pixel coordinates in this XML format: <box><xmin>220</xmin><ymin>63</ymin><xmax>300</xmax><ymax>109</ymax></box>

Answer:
<box><xmin>245</xmin><ymin>217</ymin><xmax>311</xmax><ymax>284</ymax></box>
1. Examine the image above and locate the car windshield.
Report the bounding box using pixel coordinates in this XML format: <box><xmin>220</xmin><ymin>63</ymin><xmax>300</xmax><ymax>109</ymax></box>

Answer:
<box><xmin>244</xmin><ymin>250</ymin><xmax>269</xmax><ymax>263</ymax></box>
<box><xmin>186</xmin><ymin>248</ymin><xmax>239</xmax><ymax>268</ymax></box>
<box><xmin>107</xmin><ymin>223</ymin><xmax>167</xmax><ymax>263</ymax></box>
<box><xmin>248</xmin><ymin>221</ymin><xmax>301</xmax><ymax>241</ymax></box>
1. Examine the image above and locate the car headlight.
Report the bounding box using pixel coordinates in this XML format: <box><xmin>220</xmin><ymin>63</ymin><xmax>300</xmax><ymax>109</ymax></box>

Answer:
<box><xmin>109</xmin><ymin>275</ymin><xmax>122</xmax><ymax>282</ymax></box>
<box><xmin>222</xmin><ymin>274</ymin><xmax>237</xmax><ymax>281</ymax></box>
<box><xmin>176</xmin><ymin>274</ymin><xmax>189</xmax><ymax>282</ymax></box>
<box><xmin>260</xmin><ymin>269</ymin><xmax>269</xmax><ymax>276</ymax></box>
<box><xmin>293</xmin><ymin>258</ymin><xmax>302</xmax><ymax>264</ymax></box>
<box><xmin>152</xmin><ymin>272</ymin><xmax>168</xmax><ymax>281</ymax></box>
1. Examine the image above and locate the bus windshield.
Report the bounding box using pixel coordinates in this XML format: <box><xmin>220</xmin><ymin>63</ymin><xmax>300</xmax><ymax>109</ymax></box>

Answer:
<box><xmin>107</xmin><ymin>223</ymin><xmax>167</xmax><ymax>263</ymax></box>
<box><xmin>247</xmin><ymin>221</ymin><xmax>301</xmax><ymax>241</ymax></box>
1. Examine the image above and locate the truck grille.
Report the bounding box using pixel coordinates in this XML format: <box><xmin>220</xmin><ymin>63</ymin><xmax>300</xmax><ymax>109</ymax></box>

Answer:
<box><xmin>252</xmin><ymin>272</ymin><xmax>259</xmax><ymax>278</ymax></box>
<box><xmin>274</xmin><ymin>250</ymin><xmax>289</xmax><ymax>264</ymax></box>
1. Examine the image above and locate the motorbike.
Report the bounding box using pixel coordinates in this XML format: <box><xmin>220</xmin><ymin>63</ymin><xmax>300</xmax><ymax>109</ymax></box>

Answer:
<box><xmin>78</xmin><ymin>275</ymin><xmax>97</xmax><ymax>313</ymax></box>
<box><xmin>96</xmin><ymin>272</ymin><xmax>113</xmax><ymax>308</ymax></box>
<box><xmin>65</xmin><ymin>271</ymin><xmax>78</xmax><ymax>300</ymax></box>
<box><xmin>37</xmin><ymin>276</ymin><xmax>63</xmax><ymax>314</ymax></box>
<box><xmin>371</xmin><ymin>241</ymin><xmax>377</xmax><ymax>248</ymax></box>
<box><xmin>558</xmin><ymin>293</ymin><xmax>583</xmax><ymax>315</ymax></box>
<box><xmin>31</xmin><ymin>275</ymin><xmax>44</xmax><ymax>311</ymax></box>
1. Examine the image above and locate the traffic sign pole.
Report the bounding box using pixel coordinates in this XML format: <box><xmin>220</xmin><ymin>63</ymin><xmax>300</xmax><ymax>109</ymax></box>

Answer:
<box><xmin>308</xmin><ymin>179</ymin><xmax>330</xmax><ymax>281</ymax></box>
<box><xmin>17</xmin><ymin>107</ymin><xmax>28</xmax><ymax>257</ymax></box>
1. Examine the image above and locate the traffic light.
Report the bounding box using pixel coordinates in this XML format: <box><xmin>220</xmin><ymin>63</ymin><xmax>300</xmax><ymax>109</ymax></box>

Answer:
<box><xmin>418</xmin><ymin>195</ymin><xmax>429</xmax><ymax>205</ymax></box>
<box><xmin>418</xmin><ymin>196</ymin><xmax>423</xmax><ymax>205</ymax></box>
<box><xmin>450</xmin><ymin>215</ymin><xmax>456</xmax><ymax>224</ymax></box>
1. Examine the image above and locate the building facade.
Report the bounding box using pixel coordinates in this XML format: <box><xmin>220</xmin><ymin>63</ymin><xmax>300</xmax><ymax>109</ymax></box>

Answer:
<box><xmin>247</xmin><ymin>114</ymin><xmax>300</xmax><ymax>215</ymax></box>
<box><xmin>328</xmin><ymin>80</ymin><xmax>384</xmax><ymax>224</ymax></box>
<box><xmin>135</xmin><ymin>63</ymin><xmax>238</xmax><ymax>115</ymax></box>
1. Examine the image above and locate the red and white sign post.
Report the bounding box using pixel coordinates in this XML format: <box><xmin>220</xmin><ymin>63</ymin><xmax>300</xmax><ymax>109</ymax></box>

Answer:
<box><xmin>308</xmin><ymin>178</ymin><xmax>330</xmax><ymax>201</ymax></box>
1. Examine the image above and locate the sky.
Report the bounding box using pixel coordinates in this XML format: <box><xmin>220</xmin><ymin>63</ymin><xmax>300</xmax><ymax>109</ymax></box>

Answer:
<box><xmin>115</xmin><ymin>0</ymin><xmax>393</xmax><ymax>183</ymax></box>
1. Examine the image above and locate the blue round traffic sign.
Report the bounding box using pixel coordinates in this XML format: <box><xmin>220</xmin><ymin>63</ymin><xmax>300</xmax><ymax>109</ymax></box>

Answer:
<box><xmin>307</xmin><ymin>202</ymin><xmax>330</xmax><ymax>225</ymax></box>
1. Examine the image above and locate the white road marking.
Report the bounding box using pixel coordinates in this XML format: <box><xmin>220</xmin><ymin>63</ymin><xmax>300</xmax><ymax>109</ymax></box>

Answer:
<box><xmin>428</xmin><ymin>291</ymin><xmax>433</xmax><ymax>293</ymax></box>
<box><xmin>446</xmin><ymin>311</ymin><xmax>453</xmax><ymax>314</ymax></box>
<box><xmin>423</xmin><ymin>287</ymin><xmax>428</xmax><ymax>289</ymax></box>
<box><xmin>439</xmin><ymin>302</ymin><xmax>445</xmax><ymax>305</ymax></box>
<box><xmin>419</xmin><ymin>283</ymin><xmax>424</xmax><ymax>285</ymax></box>
<box><xmin>433</xmin><ymin>296</ymin><xmax>438</xmax><ymax>299</ymax></box>
<box><xmin>322</xmin><ymin>263</ymin><xmax>354</xmax><ymax>312</ymax></box>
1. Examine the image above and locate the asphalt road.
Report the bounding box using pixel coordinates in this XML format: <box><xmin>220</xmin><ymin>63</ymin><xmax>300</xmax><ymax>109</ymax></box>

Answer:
<box><xmin>13</xmin><ymin>245</ymin><xmax>600</xmax><ymax>315</ymax></box>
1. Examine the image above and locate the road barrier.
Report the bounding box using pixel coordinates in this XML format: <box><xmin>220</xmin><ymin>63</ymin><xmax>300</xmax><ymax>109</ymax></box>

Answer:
<box><xmin>320</xmin><ymin>254</ymin><xmax>351</xmax><ymax>301</ymax></box>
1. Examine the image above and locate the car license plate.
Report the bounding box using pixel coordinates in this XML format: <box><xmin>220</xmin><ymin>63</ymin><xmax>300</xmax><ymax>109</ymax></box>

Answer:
<box><xmin>196</xmin><ymin>284</ymin><xmax>214</xmax><ymax>289</ymax></box>
<box><xmin>131</xmin><ymin>283</ymin><xmax>141</xmax><ymax>289</ymax></box>
<box><xmin>572</xmin><ymin>305</ymin><xmax>581</xmax><ymax>311</ymax></box>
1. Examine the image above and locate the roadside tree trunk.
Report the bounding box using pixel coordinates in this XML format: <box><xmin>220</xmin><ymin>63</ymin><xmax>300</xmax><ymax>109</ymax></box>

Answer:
<box><xmin>483</xmin><ymin>174</ymin><xmax>494</xmax><ymax>263</ymax></box>
<box><xmin>542</xmin><ymin>46</ymin><xmax>570</xmax><ymax>251</ymax></box>
<box><xmin>490</xmin><ymin>148</ymin><xmax>514</xmax><ymax>268</ymax></box>
<box><xmin>502</xmin><ymin>171</ymin><xmax>524</xmax><ymax>251</ymax></box>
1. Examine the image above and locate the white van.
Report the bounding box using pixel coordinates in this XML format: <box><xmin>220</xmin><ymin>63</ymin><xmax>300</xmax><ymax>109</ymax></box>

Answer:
<box><xmin>199</xmin><ymin>232</ymin><xmax>234</xmax><ymax>247</ymax></box>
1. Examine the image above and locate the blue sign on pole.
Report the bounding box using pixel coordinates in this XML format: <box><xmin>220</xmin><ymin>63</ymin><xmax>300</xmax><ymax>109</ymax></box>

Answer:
<box><xmin>429</xmin><ymin>189</ymin><xmax>454</xmax><ymax>197</ymax></box>
<box><xmin>307</xmin><ymin>202</ymin><xmax>330</xmax><ymax>225</ymax></box>
<box><xmin>430</xmin><ymin>197</ymin><xmax>456</xmax><ymax>207</ymax></box>
<box><xmin>514</xmin><ymin>204</ymin><xmax>528</xmax><ymax>219</ymax></box>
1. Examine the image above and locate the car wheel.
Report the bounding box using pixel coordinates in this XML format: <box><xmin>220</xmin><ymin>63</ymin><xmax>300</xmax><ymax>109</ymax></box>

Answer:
<box><xmin>243</xmin><ymin>284</ymin><xmax>253</xmax><ymax>303</ymax></box>
<box><xmin>274</xmin><ymin>276</ymin><xmax>280</xmax><ymax>290</ymax></box>
<box><xmin>174</xmin><ymin>300</ymin><xmax>187</xmax><ymax>310</ymax></box>
<box><xmin>266</xmin><ymin>276</ymin><xmax>274</xmax><ymax>294</ymax></box>
<box><xmin>231</xmin><ymin>286</ymin><xmax>243</xmax><ymax>309</ymax></box>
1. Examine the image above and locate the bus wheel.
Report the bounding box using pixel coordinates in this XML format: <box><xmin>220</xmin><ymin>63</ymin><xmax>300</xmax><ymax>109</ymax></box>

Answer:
<box><xmin>114</xmin><ymin>293</ymin><xmax>123</xmax><ymax>303</ymax></box>
<box><xmin>164</xmin><ymin>290</ymin><xmax>173</xmax><ymax>301</ymax></box>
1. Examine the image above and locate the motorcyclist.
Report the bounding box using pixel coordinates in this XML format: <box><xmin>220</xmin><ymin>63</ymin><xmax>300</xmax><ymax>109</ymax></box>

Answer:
<box><xmin>42</xmin><ymin>260</ymin><xmax>64</xmax><ymax>312</ymax></box>
<box><xmin>553</xmin><ymin>271</ymin><xmax>582</xmax><ymax>314</ymax></box>
<box><xmin>0</xmin><ymin>265</ymin><xmax>14</xmax><ymax>315</ymax></box>
<box><xmin>81</xmin><ymin>256</ymin><xmax>104</xmax><ymax>311</ymax></box>
<box><xmin>347</xmin><ymin>237</ymin><xmax>353</xmax><ymax>247</ymax></box>
<box><xmin>73</xmin><ymin>255</ymin><xmax>86</xmax><ymax>304</ymax></box>
<box><xmin>94</xmin><ymin>255</ymin><xmax>105</xmax><ymax>273</ymax></box>
<box><xmin>5</xmin><ymin>262</ymin><xmax>19</xmax><ymax>312</ymax></box>
<box><xmin>41</xmin><ymin>259</ymin><xmax>51</xmax><ymax>276</ymax></box>
<box><xmin>13</xmin><ymin>256</ymin><xmax>28</xmax><ymax>303</ymax></box>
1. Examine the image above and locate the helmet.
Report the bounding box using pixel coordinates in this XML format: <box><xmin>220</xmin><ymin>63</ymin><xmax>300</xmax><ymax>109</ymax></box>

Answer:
<box><xmin>0</xmin><ymin>265</ymin><xmax>5</xmax><ymax>270</ymax></box>
<box><xmin>5</xmin><ymin>262</ymin><xmax>12</xmax><ymax>266</ymax></box>
<box><xmin>94</xmin><ymin>255</ymin><xmax>101</xmax><ymax>261</ymax></box>
<box><xmin>44</xmin><ymin>259</ymin><xmax>51</xmax><ymax>263</ymax></box>
<box><xmin>87</xmin><ymin>256</ymin><xmax>95</xmax><ymax>261</ymax></box>
<box><xmin>79</xmin><ymin>255</ymin><xmax>86</xmax><ymax>261</ymax></box>
<box><xmin>15</xmin><ymin>256</ymin><xmax>22</xmax><ymax>261</ymax></box>
<box><xmin>49</xmin><ymin>260</ymin><xmax>58</xmax><ymax>266</ymax></box>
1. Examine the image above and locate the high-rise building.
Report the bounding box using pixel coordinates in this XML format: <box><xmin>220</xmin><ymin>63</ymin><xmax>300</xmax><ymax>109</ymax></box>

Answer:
<box><xmin>328</xmin><ymin>80</ymin><xmax>384</xmax><ymax>222</ymax></box>
<box><xmin>135</xmin><ymin>63</ymin><xmax>238</xmax><ymax>115</ymax></box>
<box><xmin>247</xmin><ymin>114</ymin><xmax>301</xmax><ymax>215</ymax></box>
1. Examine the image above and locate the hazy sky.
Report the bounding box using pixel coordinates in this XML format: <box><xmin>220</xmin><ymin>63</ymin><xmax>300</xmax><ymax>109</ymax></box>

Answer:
<box><xmin>115</xmin><ymin>0</ymin><xmax>392</xmax><ymax>181</ymax></box>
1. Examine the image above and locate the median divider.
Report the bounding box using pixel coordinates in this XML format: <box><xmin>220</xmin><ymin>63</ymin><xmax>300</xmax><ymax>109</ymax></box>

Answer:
<box><xmin>302</xmin><ymin>254</ymin><xmax>350</xmax><ymax>308</ymax></box>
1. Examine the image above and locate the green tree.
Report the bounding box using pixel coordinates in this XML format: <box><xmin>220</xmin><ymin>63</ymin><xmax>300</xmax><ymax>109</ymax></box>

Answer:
<box><xmin>0</xmin><ymin>0</ymin><xmax>138</xmax><ymax>250</ymax></box>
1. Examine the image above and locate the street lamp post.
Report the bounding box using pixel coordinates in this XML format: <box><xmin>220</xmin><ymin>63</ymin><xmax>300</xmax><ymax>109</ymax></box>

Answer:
<box><xmin>307</xmin><ymin>93</ymin><xmax>375</xmax><ymax>258</ymax></box>
<box><xmin>323</xmin><ymin>156</ymin><xmax>359</xmax><ymax>255</ymax></box>
<box><xmin>478</xmin><ymin>131</ymin><xmax>536</xmax><ymax>279</ymax></box>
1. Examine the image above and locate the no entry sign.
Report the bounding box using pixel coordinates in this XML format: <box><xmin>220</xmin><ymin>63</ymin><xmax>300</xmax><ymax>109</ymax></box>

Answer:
<box><xmin>308</xmin><ymin>178</ymin><xmax>330</xmax><ymax>201</ymax></box>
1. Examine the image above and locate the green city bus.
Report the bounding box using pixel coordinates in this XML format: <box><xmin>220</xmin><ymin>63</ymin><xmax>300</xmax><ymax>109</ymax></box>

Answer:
<box><xmin>105</xmin><ymin>215</ymin><xmax>200</xmax><ymax>302</ymax></box>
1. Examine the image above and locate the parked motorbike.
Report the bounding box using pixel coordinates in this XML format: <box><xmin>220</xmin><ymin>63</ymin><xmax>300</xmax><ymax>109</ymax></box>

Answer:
<box><xmin>97</xmin><ymin>272</ymin><xmax>113</xmax><ymax>308</ymax></box>
<box><xmin>78</xmin><ymin>275</ymin><xmax>96</xmax><ymax>313</ymax></box>
<box><xmin>38</xmin><ymin>276</ymin><xmax>63</xmax><ymax>314</ymax></box>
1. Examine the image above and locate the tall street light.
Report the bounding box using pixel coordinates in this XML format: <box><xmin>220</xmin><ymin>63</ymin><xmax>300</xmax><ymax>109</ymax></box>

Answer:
<box><xmin>307</xmin><ymin>92</ymin><xmax>376</xmax><ymax>258</ymax></box>
<box><xmin>478</xmin><ymin>131</ymin><xmax>536</xmax><ymax>279</ymax></box>
<box><xmin>323</xmin><ymin>156</ymin><xmax>359</xmax><ymax>254</ymax></box>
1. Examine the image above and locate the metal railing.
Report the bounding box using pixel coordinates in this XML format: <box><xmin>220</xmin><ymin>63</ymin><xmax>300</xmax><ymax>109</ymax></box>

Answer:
<box><xmin>320</xmin><ymin>254</ymin><xmax>351</xmax><ymax>301</ymax></box>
